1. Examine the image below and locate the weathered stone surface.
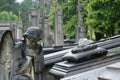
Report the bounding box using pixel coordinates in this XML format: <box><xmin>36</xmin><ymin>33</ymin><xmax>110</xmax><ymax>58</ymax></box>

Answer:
<box><xmin>61</xmin><ymin>67</ymin><xmax>106</xmax><ymax>80</ymax></box>
<box><xmin>61</xmin><ymin>62</ymin><xmax>120</xmax><ymax>80</ymax></box>
<box><xmin>108</xmin><ymin>46</ymin><xmax>120</xmax><ymax>56</ymax></box>
<box><xmin>98</xmin><ymin>62</ymin><xmax>120</xmax><ymax>80</ymax></box>
<box><xmin>50</xmin><ymin>55</ymin><xmax>120</xmax><ymax>80</ymax></box>
<box><xmin>0</xmin><ymin>30</ymin><xmax>14</xmax><ymax>80</ymax></box>
<box><xmin>62</xmin><ymin>47</ymin><xmax>107</xmax><ymax>62</ymax></box>
<box><xmin>94</xmin><ymin>35</ymin><xmax>120</xmax><ymax>49</ymax></box>
<box><xmin>44</xmin><ymin>48</ymin><xmax>72</xmax><ymax>65</ymax></box>
<box><xmin>0</xmin><ymin>27</ymin><xmax>45</xmax><ymax>80</ymax></box>
<box><xmin>45</xmin><ymin>35</ymin><xmax>120</xmax><ymax>66</ymax></box>
<box><xmin>78</xmin><ymin>38</ymin><xmax>93</xmax><ymax>46</ymax></box>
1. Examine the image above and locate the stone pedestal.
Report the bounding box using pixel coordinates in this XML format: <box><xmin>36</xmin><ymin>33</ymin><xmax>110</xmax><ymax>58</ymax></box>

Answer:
<box><xmin>75</xmin><ymin>25</ymin><xmax>86</xmax><ymax>42</ymax></box>
<box><xmin>49</xmin><ymin>54</ymin><xmax>120</xmax><ymax>80</ymax></box>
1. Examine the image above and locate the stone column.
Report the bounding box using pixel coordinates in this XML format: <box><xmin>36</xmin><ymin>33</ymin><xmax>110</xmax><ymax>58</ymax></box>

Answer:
<box><xmin>16</xmin><ymin>17</ymin><xmax>23</xmax><ymax>40</ymax></box>
<box><xmin>75</xmin><ymin>26</ymin><xmax>81</xmax><ymax>42</ymax></box>
<box><xmin>43</xmin><ymin>10</ymin><xmax>53</xmax><ymax>46</ymax></box>
<box><xmin>54</xmin><ymin>7</ymin><xmax>64</xmax><ymax>46</ymax></box>
<box><xmin>37</xmin><ymin>9</ymin><xmax>42</xmax><ymax>28</ymax></box>
<box><xmin>89</xmin><ymin>28</ymin><xmax>93</xmax><ymax>40</ymax></box>
<box><xmin>37</xmin><ymin>0</ymin><xmax>43</xmax><ymax>28</ymax></box>
<box><xmin>29</xmin><ymin>9</ymin><xmax>37</xmax><ymax>27</ymax></box>
<box><xmin>76</xmin><ymin>0</ymin><xmax>86</xmax><ymax>42</ymax></box>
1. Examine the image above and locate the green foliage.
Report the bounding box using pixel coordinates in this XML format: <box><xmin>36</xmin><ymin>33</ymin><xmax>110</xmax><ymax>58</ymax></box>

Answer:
<box><xmin>0</xmin><ymin>11</ymin><xmax>18</xmax><ymax>22</ymax></box>
<box><xmin>48</xmin><ymin>0</ymin><xmax>57</xmax><ymax>30</ymax></box>
<box><xmin>0</xmin><ymin>0</ymin><xmax>19</xmax><ymax>15</ymax></box>
<box><xmin>61</xmin><ymin>0</ymin><xmax>78</xmax><ymax>38</ymax></box>
<box><xmin>49</xmin><ymin>0</ymin><xmax>78</xmax><ymax>38</ymax></box>
<box><xmin>20</xmin><ymin>0</ymin><xmax>32</xmax><ymax>28</ymax></box>
<box><xmin>83</xmin><ymin>0</ymin><xmax>120</xmax><ymax>39</ymax></box>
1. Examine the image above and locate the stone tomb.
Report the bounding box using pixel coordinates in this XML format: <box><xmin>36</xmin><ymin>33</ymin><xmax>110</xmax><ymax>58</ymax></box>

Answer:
<box><xmin>49</xmin><ymin>35</ymin><xmax>120</xmax><ymax>80</ymax></box>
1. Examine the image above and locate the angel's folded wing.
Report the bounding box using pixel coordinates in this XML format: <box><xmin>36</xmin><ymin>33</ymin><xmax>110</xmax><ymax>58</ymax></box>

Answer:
<box><xmin>0</xmin><ymin>30</ymin><xmax>14</xmax><ymax>80</ymax></box>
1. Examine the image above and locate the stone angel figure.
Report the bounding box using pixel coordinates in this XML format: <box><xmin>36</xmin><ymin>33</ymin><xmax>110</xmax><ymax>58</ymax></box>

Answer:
<box><xmin>0</xmin><ymin>27</ymin><xmax>44</xmax><ymax>80</ymax></box>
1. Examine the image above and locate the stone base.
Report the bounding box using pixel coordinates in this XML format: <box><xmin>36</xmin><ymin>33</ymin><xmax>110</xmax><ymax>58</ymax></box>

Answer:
<box><xmin>49</xmin><ymin>54</ymin><xmax>120</xmax><ymax>79</ymax></box>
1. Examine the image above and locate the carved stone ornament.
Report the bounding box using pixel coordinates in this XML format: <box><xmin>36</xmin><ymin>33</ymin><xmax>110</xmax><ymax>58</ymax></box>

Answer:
<box><xmin>62</xmin><ymin>44</ymin><xmax>108</xmax><ymax>62</ymax></box>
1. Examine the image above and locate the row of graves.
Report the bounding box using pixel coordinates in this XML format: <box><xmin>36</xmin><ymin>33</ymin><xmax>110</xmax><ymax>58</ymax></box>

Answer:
<box><xmin>0</xmin><ymin>7</ymin><xmax>119</xmax><ymax>79</ymax></box>
<box><xmin>0</xmin><ymin>22</ymin><xmax>120</xmax><ymax>80</ymax></box>
<box><xmin>43</xmin><ymin>35</ymin><xmax>120</xmax><ymax>80</ymax></box>
<box><xmin>0</xmin><ymin>13</ymin><xmax>118</xmax><ymax>80</ymax></box>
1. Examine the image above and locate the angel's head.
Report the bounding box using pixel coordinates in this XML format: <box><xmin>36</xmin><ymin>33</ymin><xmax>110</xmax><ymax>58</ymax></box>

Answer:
<box><xmin>23</xmin><ymin>27</ymin><xmax>42</xmax><ymax>47</ymax></box>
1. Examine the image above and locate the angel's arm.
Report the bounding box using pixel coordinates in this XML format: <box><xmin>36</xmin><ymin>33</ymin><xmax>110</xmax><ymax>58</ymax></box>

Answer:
<box><xmin>17</xmin><ymin>56</ymin><xmax>32</xmax><ymax>74</ymax></box>
<box><xmin>34</xmin><ymin>44</ymin><xmax>44</xmax><ymax>73</ymax></box>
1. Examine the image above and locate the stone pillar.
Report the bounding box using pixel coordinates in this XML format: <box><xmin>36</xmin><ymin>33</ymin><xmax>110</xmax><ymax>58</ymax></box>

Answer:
<box><xmin>89</xmin><ymin>28</ymin><xmax>93</xmax><ymax>40</ymax></box>
<box><xmin>37</xmin><ymin>9</ymin><xmax>42</xmax><ymax>28</ymax></box>
<box><xmin>37</xmin><ymin>0</ymin><xmax>44</xmax><ymax>43</ymax></box>
<box><xmin>37</xmin><ymin>0</ymin><xmax>43</xmax><ymax>28</ymax></box>
<box><xmin>54</xmin><ymin>8</ymin><xmax>64</xmax><ymax>46</ymax></box>
<box><xmin>76</xmin><ymin>0</ymin><xmax>86</xmax><ymax>42</ymax></box>
<box><xmin>16</xmin><ymin>17</ymin><xmax>23</xmax><ymax>40</ymax></box>
<box><xmin>29</xmin><ymin>9</ymin><xmax>37</xmax><ymax>27</ymax></box>
<box><xmin>75</xmin><ymin>26</ymin><xmax>80</xmax><ymax>43</ymax></box>
<box><xmin>12</xmin><ymin>23</ymin><xmax>17</xmax><ymax>39</ymax></box>
<box><xmin>43</xmin><ymin>10</ymin><xmax>53</xmax><ymax>46</ymax></box>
